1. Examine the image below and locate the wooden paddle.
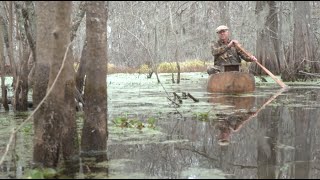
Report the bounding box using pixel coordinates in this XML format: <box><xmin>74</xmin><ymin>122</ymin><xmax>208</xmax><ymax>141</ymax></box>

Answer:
<box><xmin>234</xmin><ymin>43</ymin><xmax>288</xmax><ymax>89</ymax></box>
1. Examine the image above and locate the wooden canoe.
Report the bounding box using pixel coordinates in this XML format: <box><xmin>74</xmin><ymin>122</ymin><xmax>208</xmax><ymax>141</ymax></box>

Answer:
<box><xmin>207</xmin><ymin>71</ymin><xmax>255</xmax><ymax>93</ymax></box>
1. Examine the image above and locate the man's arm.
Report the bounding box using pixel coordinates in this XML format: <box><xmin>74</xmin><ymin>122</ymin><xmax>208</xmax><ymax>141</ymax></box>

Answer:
<box><xmin>235</xmin><ymin>46</ymin><xmax>253</xmax><ymax>62</ymax></box>
<box><xmin>211</xmin><ymin>42</ymin><xmax>230</xmax><ymax>56</ymax></box>
<box><xmin>234</xmin><ymin>43</ymin><xmax>257</xmax><ymax>62</ymax></box>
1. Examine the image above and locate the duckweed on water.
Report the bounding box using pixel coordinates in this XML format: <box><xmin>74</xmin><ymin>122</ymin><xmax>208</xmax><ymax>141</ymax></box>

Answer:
<box><xmin>112</xmin><ymin>116</ymin><xmax>157</xmax><ymax>130</ymax></box>
<box><xmin>192</xmin><ymin>112</ymin><xmax>210</xmax><ymax>122</ymax></box>
<box><xmin>109</xmin><ymin>125</ymin><xmax>164</xmax><ymax>144</ymax></box>
<box><xmin>92</xmin><ymin>159</ymin><xmax>152</xmax><ymax>179</ymax></box>
<box><xmin>24</xmin><ymin>168</ymin><xmax>57</xmax><ymax>179</ymax></box>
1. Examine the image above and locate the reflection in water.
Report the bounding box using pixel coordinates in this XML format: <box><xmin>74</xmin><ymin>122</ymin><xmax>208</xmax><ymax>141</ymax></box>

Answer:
<box><xmin>208</xmin><ymin>94</ymin><xmax>256</xmax><ymax>110</ymax></box>
<box><xmin>257</xmin><ymin>99</ymin><xmax>278</xmax><ymax>179</ymax></box>
<box><xmin>1</xmin><ymin>72</ymin><xmax>320</xmax><ymax>179</ymax></box>
<box><xmin>65</xmin><ymin>87</ymin><xmax>320</xmax><ymax>178</ymax></box>
<box><xmin>256</xmin><ymin>88</ymin><xmax>291</xmax><ymax>179</ymax></box>
<box><xmin>293</xmin><ymin>107</ymin><xmax>313</xmax><ymax>179</ymax></box>
<box><xmin>215</xmin><ymin>112</ymin><xmax>254</xmax><ymax>146</ymax></box>
<box><xmin>209</xmin><ymin>94</ymin><xmax>256</xmax><ymax>146</ymax></box>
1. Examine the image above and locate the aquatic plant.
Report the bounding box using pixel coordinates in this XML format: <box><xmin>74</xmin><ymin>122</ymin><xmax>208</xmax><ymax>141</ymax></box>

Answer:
<box><xmin>112</xmin><ymin>116</ymin><xmax>157</xmax><ymax>130</ymax></box>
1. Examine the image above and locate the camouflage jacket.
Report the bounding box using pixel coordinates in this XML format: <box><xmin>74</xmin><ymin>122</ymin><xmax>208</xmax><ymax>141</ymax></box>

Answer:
<box><xmin>211</xmin><ymin>39</ymin><xmax>252</xmax><ymax>67</ymax></box>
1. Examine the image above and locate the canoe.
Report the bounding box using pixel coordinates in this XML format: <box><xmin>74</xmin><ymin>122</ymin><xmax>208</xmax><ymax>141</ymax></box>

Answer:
<box><xmin>207</xmin><ymin>71</ymin><xmax>255</xmax><ymax>93</ymax></box>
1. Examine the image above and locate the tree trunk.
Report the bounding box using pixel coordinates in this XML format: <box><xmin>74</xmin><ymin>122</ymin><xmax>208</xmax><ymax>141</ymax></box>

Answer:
<box><xmin>0</xmin><ymin>17</ymin><xmax>8</xmax><ymax>111</ymax></box>
<box><xmin>71</xmin><ymin>1</ymin><xmax>86</xmax><ymax>42</ymax></box>
<box><xmin>81</xmin><ymin>1</ymin><xmax>108</xmax><ymax>162</ymax></box>
<box><xmin>22</xmin><ymin>1</ymin><xmax>36</xmax><ymax>64</ymax></box>
<box><xmin>282</xmin><ymin>1</ymin><xmax>320</xmax><ymax>81</ymax></box>
<box><xmin>55</xmin><ymin>2</ymin><xmax>79</xmax><ymax>164</ymax></box>
<box><xmin>33</xmin><ymin>1</ymin><xmax>55</xmax><ymax>166</ymax></box>
<box><xmin>61</xmin><ymin>48</ymin><xmax>79</xmax><ymax>165</ymax></box>
<box><xmin>152</xmin><ymin>26</ymin><xmax>160</xmax><ymax>83</ymax></box>
<box><xmin>169</xmin><ymin>4</ymin><xmax>180</xmax><ymax>84</ymax></box>
<box><xmin>7</xmin><ymin>2</ymin><xmax>17</xmax><ymax>85</ymax></box>
<box><xmin>71</xmin><ymin>1</ymin><xmax>87</xmax><ymax>110</ymax></box>
<box><xmin>251</xmin><ymin>1</ymin><xmax>280</xmax><ymax>75</ymax></box>
<box><xmin>13</xmin><ymin>47</ymin><xmax>29</xmax><ymax>111</ymax></box>
<box><xmin>75</xmin><ymin>41</ymin><xmax>87</xmax><ymax>96</ymax></box>
<box><xmin>22</xmin><ymin>1</ymin><xmax>36</xmax><ymax>88</ymax></box>
<box><xmin>33</xmin><ymin>1</ymin><xmax>78</xmax><ymax>167</ymax></box>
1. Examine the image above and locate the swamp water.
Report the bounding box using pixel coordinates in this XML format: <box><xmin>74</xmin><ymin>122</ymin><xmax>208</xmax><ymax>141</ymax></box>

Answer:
<box><xmin>0</xmin><ymin>72</ymin><xmax>320</xmax><ymax>179</ymax></box>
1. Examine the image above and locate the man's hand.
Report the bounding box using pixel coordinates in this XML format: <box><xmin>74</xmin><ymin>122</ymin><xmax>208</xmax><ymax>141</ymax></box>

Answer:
<box><xmin>250</xmin><ymin>55</ymin><xmax>257</xmax><ymax>62</ymax></box>
<box><xmin>227</xmin><ymin>40</ymin><xmax>240</xmax><ymax>48</ymax></box>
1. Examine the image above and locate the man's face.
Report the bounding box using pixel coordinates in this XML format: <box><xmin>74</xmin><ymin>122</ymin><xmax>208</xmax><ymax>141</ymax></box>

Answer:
<box><xmin>217</xmin><ymin>30</ymin><xmax>229</xmax><ymax>41</ymax></box>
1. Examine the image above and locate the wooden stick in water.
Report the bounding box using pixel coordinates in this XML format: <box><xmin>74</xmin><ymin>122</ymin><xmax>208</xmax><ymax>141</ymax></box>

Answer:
<box><xmin>187</xmin><ymin>93</ymin><xmax>199</xmax><ymax>102</ymax></box>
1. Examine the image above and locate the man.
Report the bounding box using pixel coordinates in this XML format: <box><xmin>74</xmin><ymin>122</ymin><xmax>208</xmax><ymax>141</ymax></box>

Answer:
<box><xmin>207</xmin><ymin>25</ymin><xmax>257</xmax><ymax>75</ymax></box>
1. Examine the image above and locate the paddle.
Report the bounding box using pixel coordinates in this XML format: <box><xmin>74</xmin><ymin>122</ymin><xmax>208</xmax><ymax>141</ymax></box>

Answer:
<box><xmin>234</xmin><ymin>43</ymin><xmax>288</xmax><ymax>89</ymax></box>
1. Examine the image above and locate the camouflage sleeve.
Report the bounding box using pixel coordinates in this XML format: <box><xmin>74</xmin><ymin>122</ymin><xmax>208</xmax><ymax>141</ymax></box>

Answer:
<box><xmin>211</xmin><ymin>42</ymin><xmax>230</xmax><ymax>56</ymax></box>
<box><xmin>236</xmin><ymin>46</ymin><xmax>252</xmax><ymax>62</ymax></box>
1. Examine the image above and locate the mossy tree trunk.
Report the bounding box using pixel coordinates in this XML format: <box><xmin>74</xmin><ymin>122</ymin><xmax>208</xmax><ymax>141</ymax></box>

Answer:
<box><xmin>33</xmin><ymin>1</ymin><xmax>78</xmax><ymax>167</ymax></box>
<box><xmin>81</xmin><ymin>1</ymin><xmax>108</xmax><ymax>162</ymax></box>
<box><xmin>32</xmin><ymin>1</ymin><xmax>54</xmax><ymax>166</ymax></box>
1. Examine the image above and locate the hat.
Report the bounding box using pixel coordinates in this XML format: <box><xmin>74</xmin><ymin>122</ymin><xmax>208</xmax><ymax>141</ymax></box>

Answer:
<box><xmin>216</xmin><ymin>25</ymin><xmax>229</xmax><ymax>33</ymax></box>
<box><xmin>218</xmin><ymin>139</ymin><xmax>230</xmax><ymax>146</ymax></box>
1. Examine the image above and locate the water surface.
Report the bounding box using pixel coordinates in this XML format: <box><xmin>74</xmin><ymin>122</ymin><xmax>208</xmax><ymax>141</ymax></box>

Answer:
<box><xmin>0</xmin><ymin>73</ymin><xmax>320</xmax><ymax>179</ymax></box>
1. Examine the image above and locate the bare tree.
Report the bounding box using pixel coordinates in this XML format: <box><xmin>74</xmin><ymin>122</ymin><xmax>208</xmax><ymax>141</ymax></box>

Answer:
<box><xmin>12</xmin><ymin>2</ymin><xmax>32</xmax><ymax>111</ymax></box>
<box><xmin>0</xmin><ymin>16</ymin><xmax>8</xmax><ymax>110</ymax></box>
<box><xmin>13</xmin><ymin>45</ymin><xmax>29</xmax><ymax>111</ymax></box>
<box><xmin>22</xmin><ymin>1</ymin><xmax>36</xmax><ymax>64</ymax></box>
<box><xmin>81</xmin><ymin>1</ymin><xmax>108</xmax><ymax>161</ymax></box>
<box><xmin>7</xmin><ymin>2</ymin><xmax>17</xmax><ymax>85</ymax></box>
<box><xmin>169</xmin><ymin>3</ymin><xmax>181</xmax><ymax>84</ymax></box>
<box><xmin>251</xmin><ymin>1</ymin><xmax>281</xmax><ymax>75</ymax></box>
<box><xmin>108</xmin><ymin>2</ymin><xmax>213</xmax><ymax>70</ymax></box>
<box><xmin>282</xmin><ymin>1</ymin><xmax>320</xmax><ymax>81</ymax></box>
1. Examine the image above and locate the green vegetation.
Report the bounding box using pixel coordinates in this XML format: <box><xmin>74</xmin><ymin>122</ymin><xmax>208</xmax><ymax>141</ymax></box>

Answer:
<box><xmin>22</xmin><ymin>123</ymin><xmax>33</xmax><ymax>134</ymax></box>
<box><xmin>192</xmin><ymin>111</ymin><xmax>213</xmax><ymax>122</ymax></box>
<box><xmin>108</xmin><ymin>59</ymin><xmax>209</xmax><ymax>74</ymax></box>
<box><xmin>24</xmin><ymin>168</ymin><xmax>57</xmax><ymax>179</ymax></box>
<box><xmin>112</xmin><ymin>116</ymin><xmax>157</xmax><ymax>130</ymax></box>
<box><xmin>103</xmin><ymin>59</ymin><xmax>261</xmax><ymax>74</ymax></box>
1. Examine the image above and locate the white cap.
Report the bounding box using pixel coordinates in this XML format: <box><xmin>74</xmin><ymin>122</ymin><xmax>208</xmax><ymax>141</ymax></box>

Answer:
<box><xmin>218</xmin><ymin>139</ymin><xmax>230</xmax><ymax>146</ymax></box>
<box><xmin>216</xmin><ymin>25</ymin><xmax>229</xmax><ymax>33</ymax></box>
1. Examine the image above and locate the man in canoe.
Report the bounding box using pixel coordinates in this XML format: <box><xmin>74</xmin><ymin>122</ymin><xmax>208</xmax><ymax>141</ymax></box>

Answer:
<box><xmin>207</xmin><ymin>25</ymin><xmax>257</xmax><ymax>75</ymax></box>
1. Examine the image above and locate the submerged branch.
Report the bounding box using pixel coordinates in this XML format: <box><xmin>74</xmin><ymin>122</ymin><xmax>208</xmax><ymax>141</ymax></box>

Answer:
<box><xmin>187</xmin><ymin>93</ymin><xmax>199</xmax><ymax>102</ymax></box>
<box><xmin>298</xmin><ymin>71</ymin><xmax>320</xmax><ymax>78</ymax></box>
